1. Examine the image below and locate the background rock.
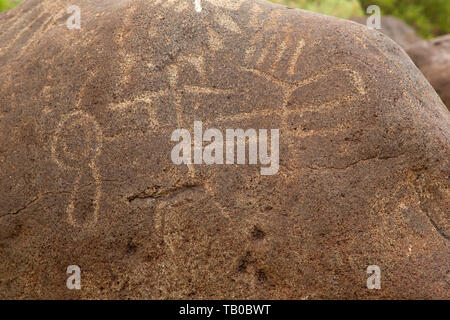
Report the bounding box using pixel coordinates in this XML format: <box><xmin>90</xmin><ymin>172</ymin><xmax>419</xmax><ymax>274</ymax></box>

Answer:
<box><xmin>351</xmin><ymin>15</ymin><xmax>421</xmax><ymax>50</ymax></box>
<box><xmin>351</xmin><ymin>16</ymin><xmax>449</xmax><ymax>110</ymax></box>
<box><xmin>407</xmin><ymin>35</ymin><xmax>450</xmax><ymax>110</ymax></box>
<box><xmin>0</xmin><ymin>0</ymin><xmax>449</xmax><ymax>299</ymax></box>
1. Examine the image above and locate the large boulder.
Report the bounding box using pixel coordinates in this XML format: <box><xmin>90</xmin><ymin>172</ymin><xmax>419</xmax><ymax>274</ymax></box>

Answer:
<box><xmin>351</xmin><ymin>15</ymin><xmax>421</xmax><ymax>50</ymax></box>
<box><xmin>0</xmin><ymin>0</ymin><xmax>448</xmax><ymax>299</ymax></box>
<box><xmin>407</xmin><ymin>35</ymin><xmax>450</xmax><ymax>110</ymax></box>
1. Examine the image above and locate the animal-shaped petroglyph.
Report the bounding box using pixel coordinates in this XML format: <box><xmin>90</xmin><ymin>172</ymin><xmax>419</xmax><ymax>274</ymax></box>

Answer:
<box><xmin>231</xmin><ymin>65</ymin><xmax>365</xmax><ymax>127</ymax></box>
<box><xmin>52</xmin><ymin>111</ymin><xmax>103</xmax><ymax>228</ymax></box>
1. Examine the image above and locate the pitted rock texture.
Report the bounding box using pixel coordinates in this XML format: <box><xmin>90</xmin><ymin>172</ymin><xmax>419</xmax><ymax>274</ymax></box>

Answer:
<box><xmin>0</xmin><ymin>0</ymin><xmax>449</xmax><ymax>299</ymax></box>
<box><xmin>407</xmin><ymin>35</ymin><xmax>450</xmax><ymax>110</ymax></box>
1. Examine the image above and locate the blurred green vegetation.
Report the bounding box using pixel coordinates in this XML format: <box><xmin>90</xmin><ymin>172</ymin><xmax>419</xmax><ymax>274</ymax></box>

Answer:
<box><xmin>0</xmin><ymin>0</ymin><xmax>19</xmax><ymax>12</ymax></box>
<box><xmin>271</xmin><ymin>0</ymin><xmax>364</xmax><ymax>19</ymax></box>
<box><xmin>358</xmin><ymin>0</ymin><xmax>450</xmax><ymax>38</ymax></box>
<box><xmin>1</xmin><ymin>0</ymin><xmax>449</xmax><ymax>38</ymax></box>
<box><xmin>273</xmin><ymin>0</ymin><xmax>450</xmax><ymax>38</ymax></box>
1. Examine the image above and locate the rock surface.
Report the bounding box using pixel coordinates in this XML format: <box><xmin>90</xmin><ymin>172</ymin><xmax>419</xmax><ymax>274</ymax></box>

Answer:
<box><xmin>0</xmin><ymin>0</ymin><xmax>449</xmax><ymax>299</ymax></box>
<box><xmin>407</xmin><ymin>35</ymin><xmax>450</xmax><ymax>110</ymax></box>
<box><xmin>351</xmin><ymin>15</ymin><xmax>421</xmax><ymax>49</ymax></box>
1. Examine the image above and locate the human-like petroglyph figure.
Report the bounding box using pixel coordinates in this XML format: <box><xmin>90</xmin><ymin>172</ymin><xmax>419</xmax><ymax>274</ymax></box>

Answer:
<box><xmin>52</xmin><ymin>111</ymin><xmax>103</xmax><ymax>228</ymax></box>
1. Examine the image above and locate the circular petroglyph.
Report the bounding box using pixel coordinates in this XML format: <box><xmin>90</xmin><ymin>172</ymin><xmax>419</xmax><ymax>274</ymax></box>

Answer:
<box><xmin>52</xmin><ymin>111</ymin><xmax>103</xmax><ymax>228</ymax></box>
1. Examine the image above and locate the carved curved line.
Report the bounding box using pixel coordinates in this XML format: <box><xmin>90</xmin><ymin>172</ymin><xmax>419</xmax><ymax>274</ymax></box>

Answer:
<box><xmin>52</xmin><ymin>111</ymin><xmax>103</xmax><ymax>228</ymax></box>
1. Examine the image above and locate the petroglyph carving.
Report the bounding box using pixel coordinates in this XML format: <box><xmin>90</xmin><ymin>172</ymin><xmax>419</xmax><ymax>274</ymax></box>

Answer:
<box><xmin>2</xmin><ymin>0</ymin><xmax>449</xmax><ymax>300</ymax></box>
<box><xmin>215</xmin><ymin>12</ymin><xmax>241</xmax><ymax>33</ymax></box>
<box><xmin>288</xmin><ymin>40</ymin><xmax>306</xmax><ymax>75</ymax></box>
<box><xmin>206</xmin><ymin>0</ymin><xmax>244</xmax><ymax>10</ymax></box>
<box><xmin>204</xmin><ymin>65</ymin><xmax>366</xmax><ymax>133</ymax></box>
<box><xmin>107</xmin><ymin>63</ymin><xmax>232</xmax><ymax>137</ymax></box>
<box><xmin>245</xmin><ymin>32</ymin><xmax>306</xmax><ymax>77</ymax></box>
<box><xmin>207</xmin><ymin>27</ymin><xmax>225</xmax><ymax>51</ymax></box>
<box><xmin>52</xmin><ymin>111</ymin><xmax>103</xmax><ymax>228</ymax></box>
<box><xmin>247</xmin><ymin>2</ymin><xmax>263</xmax><ymax>27</ymax></box>
<box><xmin>153</xmin><ymin>0</ymin><xmax>244</xmax><ymax>12</ymax></box>
<box><xmin>178</xmin><ymin>54</ymin><xmax>206</xmax><ymax>77</ymax></box>
<box><xmin>161</xmin><ymin>0</ymin><xmax>190</xmax><ymax>12</ymax></box>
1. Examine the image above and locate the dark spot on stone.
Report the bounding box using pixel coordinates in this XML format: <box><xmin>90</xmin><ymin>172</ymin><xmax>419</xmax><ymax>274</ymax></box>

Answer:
<box><xmin>251</xmin><ymin>226</ymin><xmax>265</xmax><ymax>240</ymax></box>
<box><xmin>126</xmin><ymin>240</ymin><xmax>137</xmax><ymax>254</ymax></box>
<box><xmin>238</xmin><ymin>251</ymin><xmax>251</xmax><ymax>272</ymax></box>
<box><xmin>256</xmin><ymin>269</ymin><xmax>267</xmax><ymax>283</ymax></box>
